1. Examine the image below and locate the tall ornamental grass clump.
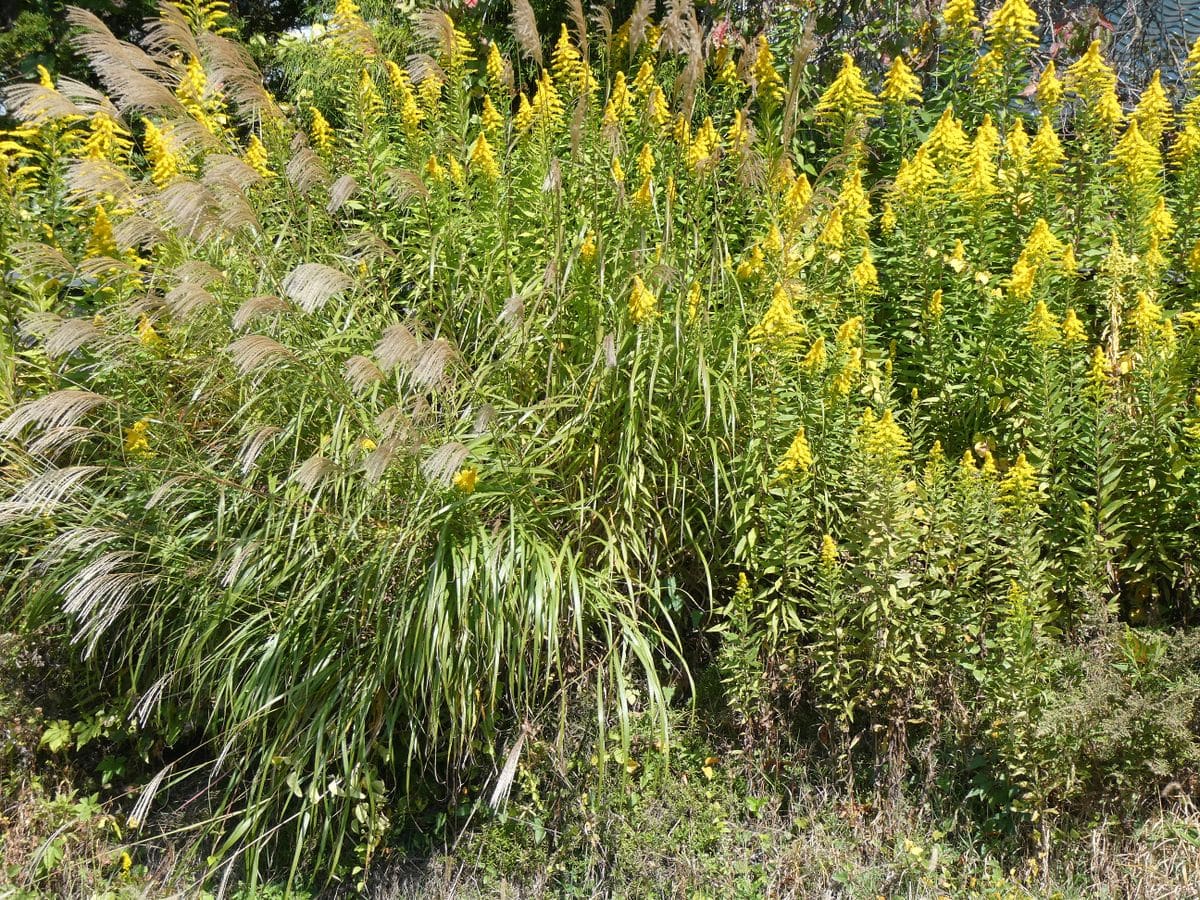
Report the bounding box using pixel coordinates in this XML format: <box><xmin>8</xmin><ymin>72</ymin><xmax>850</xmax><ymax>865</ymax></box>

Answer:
<box><xmin>1</xmin><ymin>0</ymin><xmax>1200</xmax><ymax>883</ymax></box>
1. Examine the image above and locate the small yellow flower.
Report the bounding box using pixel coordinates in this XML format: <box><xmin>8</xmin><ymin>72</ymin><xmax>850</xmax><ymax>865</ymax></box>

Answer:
<box><xmin>776</xmin><ymin>426</ymin><xmax>813</xmax><ymax>478</ymax></box>
<box><xmin>137</xmin><ymin>317</ymin><xmax>161</xmax><ymax>346</ymax></box>
<box><xmin>880</xmin><ymin>55</ymin><xmax>922</xmax><ymax>106</ymax></box>
<box><xmin>1061</xmin><ymin>308</ymin><xmax>1087</xmax><ymax>346</ymax></box>
<box><xmin>124</xmin><ymin>419</ymin><xmax>151</xmax><ymax>455</ymax></box>
<box><xmin>628</xmin><ymin>275</ymin><xmax>659</xmax><ymax>324</ymax></box>
<box><xmin>580</xmin><ymin>231</ymin><xmax>597</xmax><ymax>264</ymax></box>
<box><xmin>452</xmin><ymin>467</ymin><xmax>477</xmax><ymax>493</ymax></box>
<box><xmin>359</xmin><ymin>438</ymin><xmax>377</xmax><ymax>452</ymax></box>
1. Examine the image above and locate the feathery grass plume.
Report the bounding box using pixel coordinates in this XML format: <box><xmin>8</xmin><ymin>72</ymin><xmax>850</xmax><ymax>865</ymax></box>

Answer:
<box><xmin>204</xmin><ymin>153</ymin><xmax>263</xmax><ymax>192</ymax></box>
<box><xmin>197</xmin><ymin>31</ymin><xmax>282</xmax><ymax>122</ymax></box>
<box><xmin>231</xmin><ymin>295</ymin><xmax>287</xmax><ymax>331</ymax></box>
<box><xmin>410</xmin><ymin>338</ymin><xmax>458</xmax><ymax>390</ymax></box>
<box><xmin>344</xmin><ymin>355</ymin><xmax>384</xmax><ymax>394</ymax></box>
<box><xmin>227</xmin><ymin>335</ymin><xmax>295</xmax><ymax>376</ymax></box>
<box><xmin>11</xmin><ymin>242</ymin><xmax>75</xmax><ymax>280</ymax></box>
<box><xmin>66</xmin><ymin>7</ymin><xmax>183</xmax><ymax>115</ymax></box>
<box><xmin>326</xmin><ymin>174</ymin><xmax>358</xmax><ymax>213</ymax></box>
<box><xmin>237</xmin><ymin>424</ymin><xmax>281</xmax><ymax>474</ymax></box>
<box><xmin>112</xmin><ymin>214</ymin><xmax>165</xmax><ymax>250</ymax></box>
<box><xmin>568</xmin><ymin>0</ymin><xmax>588</xmax><ymax>48</ymax></box>
<box><xmin>374</xmin><ymin>323</ymin><xmax>420</xmax><ymax>371</ymax></box>
<box><xmin>163</xmin><ymin>282</ymin><xmax>215</xmax><ymax>319</ymax></box>
<box><xmin>0</xmin><ymin>390</ymin><xmax>110</xmax><ymax>439</ymax></box>
<box><xmin>65</xmin><ymin>158</ymin><xmax>137</xmax><ymax>207</ymax></box>
<box><xmin>157</xmin><ymin>178</ymin><xmax>220</xmax><ymax>240</ymax></box>
<box><xmin>285</xmin><ymin>145</ymin><xmax>330</xmax><ymax>194</ymax></box>
<box><xmin>62</xmin><ymin>550</ymin><xmax>157</xmax><ymax>654</ymax></box>
<box><xmin>421</xmin><ymin>440</ymin><xmax>470</xmax><ymax>486</ymax></box>
<box><xmin>282</xmin><ymin>262</ymin><xmax>353</xmax><ymax>314</ymax></box>
<box><xmin>2</xmin><ymin>83</ymin><xmax>87</xmax><ymax>126</ymax></box>
<box><xmin>173</xmin><ymin>260</ymin><xmax>224</xmax><ymax>285</ymax></box>
<box><xmin>141</xmin><ymin>2</ymin><xmax>203</xmax><ymax>61</ymax></box>
<box><xmin>511</xmin><ymin>0</ymin><xmax>543</xmax><ymax>67</ymax></box>
<box><xmin>0</xmin><ymin>465</ymin><xmax>104</xmax><ymax>524</ymax></box>
<box><xmin>627</xmin><ymin>0</ymin><xmax>655</xmax><ymax>55</ymax></box>
<box><xmin>290</xmin><ymin>453</ymin><xmax>339</xmax><ymax>492</ymax></box>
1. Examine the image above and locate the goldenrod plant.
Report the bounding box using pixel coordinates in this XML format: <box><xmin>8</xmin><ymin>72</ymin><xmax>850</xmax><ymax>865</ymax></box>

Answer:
<box><xmin>2</xmin><ymin>0</ymin><xmax>1200</xmax><ymax>888</ymax></box>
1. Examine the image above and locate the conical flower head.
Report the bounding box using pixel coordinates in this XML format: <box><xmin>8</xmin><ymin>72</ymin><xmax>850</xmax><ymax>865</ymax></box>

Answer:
<box><xmin>85</xmin><ymin>206</ymin><xmax>118</xmax><ymax>259</ymax></box>
<box><xmin>944</xmin><ymin>0</ymin><xmax>979</xmax><ymax>41</ymax></box>
<box><xmin>880</xmin><ymin>55</ymin><xmax>922</xmax><ymax>105</ymax></box>
<box><xmin>749</xmin><ymin>282</ymin><xmax>805</xmax><ymax>347</ymax></box>
<box><xmin>986</xmin><ymin>0</ymin><xmax>1038</xmax><ymax>56</ymax></box>
<box><xmin>1025</xmin><ymin>299</ymin><xmax>1060</xmax><ymax>347</ymax></box>
<box><xmin>1132</xmin><ymin>70</ymin><xmax>1172</xmax><ymax>144</ymax></box>
<box><xmin>1036</xmin><ymin>60</ymin><xmax>1063</xmax><ymax>109</ymax></box>
<box><xmin>1067</xmin><ymin>40</ymin><xmax>1117</xmax><ymax>104</ymax></box>
<box><xmin>628</xmin><ymin>275</ymin><xmax>659</xmax><ymax>324</ymax></box>
<box><xmin>776</xmin><ymin>426</ymin><xmax>813</xmax><ymax>478</ymax></box>
<box><xmin>750</xmin><ymin>34</ymin><xmax>785</xmax><ymax>107</ymax></box>
<box><xmin>815</xmin><ymin>53</ymin><xmax>880</xmax><ymax>125</ymax></box>
<box><xmin>859</xmin><ymin>408</ymin><xmax>910</xmax><ymax>467</ymax></box>
<box><xmin>552</xmin><ymin>24</ymin><xmax>582</xmax><ymax>86</ymax></box>
<box><xmin>469</xmin><ymin>131</ymin><xmax>500</xmax><ymax>181</ymax></box>
<box><xmin>1030</xmin><ymin>116</ymin><xmax>1064</xmax><ymax>174</ymax></box>
<box><xmin>1111</xmin><ymin>120</ymin><xmax>1162</xmax><ymax>188</ymax></box>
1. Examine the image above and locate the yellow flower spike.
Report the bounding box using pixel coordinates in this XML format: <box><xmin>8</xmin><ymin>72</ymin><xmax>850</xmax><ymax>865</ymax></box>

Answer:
<box><xmin>469</xmin><ymin>131</ymin><xmax>500</xmax><ymax>181</ymax></box>
<box><xmin>486</xmin><ymin>42</ymin><xmax>506</xmax><ymax>94</ymax></box>
<box><xmin>611</xmin><ymin>154</ymin><xmax>625</xmax><ymax>184</ymax></box>
<box><xmin>632</xmin><ymin>175</ymin><xmax>653</xmax><ymax>209</ymax></box>
<box><xmin>831</xmin><ymin>346</ymin><xmax>862</xmax><ymax>397</ymax></box>
<box><xmin>1036</xmin><ymin>60</ymin><xmax>1063</xmax><ymax>109</ymax></box>
<box><xmin>552</xmin><ymin>23</ymin><xmax>582</xmax><ymax>86</ymax></box>
<box><xmin>726</xmin><ymin>109</ymin><xmax>749</xmax><ymax>150</ymax></box>
<box><xmin>1130</xmin><ymin>290</ymin><xmax>1162</xmax><ymax>338</ymax></box>
<box><xmin>947</xmin><ymin>240</ymin><xmax>968</xmax><ymax>273</ymax></box>
<box><xmin>424</xmin><ymin>154</ymin><xmax>445</xmax><ymax>183</ymax></box>
<box><xmin>646</xmin><ymin>86</ymin><xmax>671</xmax><ymax>130</ymax></box>
<box><xmin>1169</xmin><ymin>123</ymin><xmax>1200</xmax><ymax>168</ymax></box>
<box><xmin>673</xmin><ymin>113</ymin><xmax>692</xmax><ymax>147</ymax></box>
<box><xmin>85</xmin><ymin>206</ymin><xmax>118</xmax><ymax>259</ymax></box>
<box><xmin>82</xmin><ymin>110</ymin><xmax>132</xmax><ymax>162</ymax></box>
<box><xmin>244</xmin><ymin>134</ymin><xmax>273</xmax><ymax>179</ymax></box>
<box><xmin>1002</xmin><ymin>452</ymin><xmax>1039</xmax><ymax>507</ymax></box>
<box><xmin>783</xmin><ymin>173</ymin><xmax>813</xmax><ymax>226</ymax></box>
<box><xmin>309</xmin><ymin>107</ymin><xmax>334</xmax><ymax>154</ymax></box>
<box><xmin>986</xmin><ymin>0</ymin><xmax>1039</xmax><ymax>57</ymax></box>
<box><xmin>446</xmin><ymin>155</ymin><xmax>465</xmax><ymax>188</ymax></box>
<box><xmin>736</xmin><ymin>244</ymin><xmax>766</xmax><ymax>281</ymax></box>
<box><xmin>892</xmin><ymin>145</ymin><xmax>939</xmax><ymax>198</ymax></box>
<box><xmin>927</xmin><ymin>288</ymin><xmax>945</xmax><ymax>319</ymax></box>
<box><xmin>686</xmin><ymin>117</ymin><xmax>719</xmax><ymax>172</ymax></box>
<box><xmin>686</xmin><ymin>281</ymin><xmax>702</xmax><ymax>321</ymax></box>
<box><xmin>356</xmin><ymin>69</ymin><xmax>384</xmax><ymax>124</ymax></box>
<box><xmin>142</xmin><ymin>120</ymin><xmax>181</xmax><ymax>188</ymax></box>
<box><xmin>1007</xmin><ymin>257</ymin><xmax>1038</xmax><ymax>300</ymax></box>
<box><xmin>880</xmin><ymin>201</ymin><xmax>897</xmax><ymax>232</ymax></box>
<box><xmin>980</xmin><ymin>449</ymin><xmax>997</xmax><ymax>476</ymax></box>
<box><xmin>481</xmin><ymin>96</ymin><xmax>504</xmax><ymax>132</ymax></box>
<box><xmin>817</xmin><ymin>207</ymin><xmax>845</xmax><ymax>251</ymax></box>
<box><xmin>802</xmin><ymin>336</ymin><xmax>827</xmax><ymax>373</ymax></box>
<box><xmin>37</xmin><ymin>64</ymin><xmax>55</xmax><ymax>90</ymax></box>
<box><xmin>632</xmin><ymin>60</ymin><xmax>655</xmax><ymax>98</ymax></box>
<box><xmin>124</xmin><ymin>419</ymin><xmax>152</xmax><ymax>455</ymax></box>
<box><xmin>750</xmin><ymin>34</ymin><xmax>785</xmax><ymax>107</ymax></box>
<box><xmin>815</xmin><ymin>53</ymin><xmax>880</xmax><ymax>126</ymax></box>
<box><xmin>749</xmin><ymin>282</ymin><xmax>805</xmax><ymax>346</ymax></box>
<box><xmin>1111</xmin><ymin>120</ymin><xmax>1162</xmax><ymax>188</ymax></box>
<box><xmin>944</xmin><ymin>0</ymin><xmax>979</xmax><ymax>41</ymax></box>
<box><xmin>1188</xmin><ymin>35</ymin><xmax>1200</xmax><ymax>82</ymax></box>
<box><xmin>359</xmin><ymin>438</ymin><xmax>377</xmax><ymax>452</ymax></box>
<box><xmin>924</xmin><ymin>105</ymin><xmax>971</xmax><ymax>165</ymax></box>
<box><xmin>762</xmin><ymin>224</ymin><xmax>784</xmax><ymax>257</ymax></box>
<box><xmin>1025</xmin><ymin>299</ymin><xmax>1060</xmax><ymax>347</ymax></box>
<box><xmin>1030</xmin><ymin>117</ymin><xmax>1065</xmax><ymax>174</ymax></box>
<box><xmin>880</xmin><ymin>55</ymin><xmax>922</xmax><ymax>106</ymax></box>
<box><xmin>1061</xmin><ymin>308</ymin><xmax>1087</xmax><ymax>346</ymax></box>
<box><xmin>636</xmin><ymin>143</ymin><xmax>655</xmax><ymax>180</ymax></box>
<box><xmin>1068</xmin><ymin>40</ymin><xmax>1118</xmax><ymax>105</ymax></box>
<box><xmin>452</xmin><ymin>467</ymin><xmax>477</xmax><ymax>493</ymax></box>
<box><xmin>603</xmin><ymin>71</ymin><xmax>630</xmax><ymax>129</ymax></box>
<box><xmin>1147</xmin><ymin>196</ymin><xmax>1176</xmax><ymax>241</ymax></box>
<box><xmin>836</xmin><ymin>315</ymin><xmax>863</xmax><ymax>348</ymax></box>
<box><xmin>1059</xmin><ymin>244</ymin><xmax>1079</xmax><ymax>276</ymax></box>
<box><xmin>530</xmin><ymin>69</ymin><xmax>565</xmax><ymax>130</ymax></box>
<box><xmin>1132</xmin><ymin>70</ymin><xmax>1172</xmax><ymax>145</ymax></box>
<box><xmin>776</xmin><ymin>426</ymin><xmax>813</xmax><ymax>479</ymax></box>
<box><xmin>580</xmin><ymin>231</ymin><xmax>597</xmax><ymax>265</ymax></box>
<box><xmin>819</xmin><ymin>534</ymin><xmax>839</xmax><ymax>571</ymax></box>
<box><xmin>959</xmin><ymin>447</ymin><xmax>978</xmax><ymax>477</ymax></box>
<box><xmin>972</xmin><ymin>48</ymin><xmax>1005</xmax><ymax>94</ymax></box>
<box><xmin>628</xmin><ymin>275</ymin><xmax>659</xmax><ymax>324</ymax></box>
<box><xmin>514</xmin><ymin>93</ymin><xmax>534</xmax><ymax>132</ymax></box>
<box><xmin>137</xmin><ymin>316</ymin><xmax>161</xmax><ymax>346</ymax></box>
<box><xmin>851</xmin><ymin>248</ymin><xmax>879</xmax><ymax>293</ymax></box>
<box><xmin>1188</xmin><ymin>239</ymin><xmax>1200</xmax><ymax>275</ymax></box>
<box><xmin>860</xmin><ymin>408</ymin><xmax>910</xmax><ymax>465</ymax></box>
<box><xmin>1004</xmin><ymin>117</ymin><xmax>1030</xmax><ymax>171</ymax></box>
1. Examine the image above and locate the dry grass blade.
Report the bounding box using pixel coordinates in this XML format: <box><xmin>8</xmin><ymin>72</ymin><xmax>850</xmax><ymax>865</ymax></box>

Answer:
<box><xmin>282</xmin><ymin>263</ymin><xmax>353</xmax><ymax>314</ymax></box>
<box><xmin>421</xmin><ymin>441</ymin><xmax>469</xmax><ymax>486</ymax></box>
<box><xmin>511</xmin><ymin>0</ymin><xmax>543</xmax><ymax>67</ymax></box>
<box><xmin>327</xmin><ymin>175</ymin><xmax>359</xmax><ymax>213</ymax></box>
<box><xmin>232</xmin><ymin>295</ymin><xmax>287</xmax><ymax>330</ymax></box>
<box><xmin>0</xmin><ymin>390</ymin><xmax>110</xmax><ymax>439</ymax></box>
<box><xmin>344</xmin><ymin>355</ymin><xmax>384</xmax><ymax>394</ymax></box>
<box><xmin>227</xmin><ymin>335</ymin><xmax>294</xmax><ymax>376</ymax></box>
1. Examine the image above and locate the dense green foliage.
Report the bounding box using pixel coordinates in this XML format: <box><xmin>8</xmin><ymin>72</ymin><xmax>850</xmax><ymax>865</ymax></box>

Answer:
<box><xmin>2</xmin><ymin>0</ymin><xmax>1200</xmax><ymax>891</ymax></box>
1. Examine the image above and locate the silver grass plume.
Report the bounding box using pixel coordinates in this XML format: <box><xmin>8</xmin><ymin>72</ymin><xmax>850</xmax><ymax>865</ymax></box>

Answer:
<box><xmin>26</xmin><ymin>426</ymin><xmax>96</xmax><ymax>460</ymax></box>
<box><xmin>627</xmin><ymin>0</ymin><xmax>655</xmax><ymax>55</ymax></box>
<box><xmin>285</xmin><ymin>146</ymin><xmax>329</xmax><ymax>195</ymax></box>
<box><xmin>2</xmin><ymin>83</ymin><xmax>87</xmax><ymax>126</ymax></box>
<box><xmin>232</xmin><ymin>295</ymin><xmax>287</xmax><ymax>331</ymax></box>
<box><xmin>511</xmin><ymin>0</ymin><xmax>543</xmax><ymax>67</ymax></box>
<box><xmin>405</xmin><ymin>54</ymin><xmax>445</xmax><ymax>90</ymax></box>
<box><xmin>113</xmin><ymin>215</ymin><xmax>164</xmax><ymax>251</ymax></box>
<box><xmin>413</xmin><ymin>9</ymin><xmax>458</xmax><ymax>60</ymax></box>
<box><xmin>0</xmin><ymin>465</ymin><xmax>104</xmax><ymax>524</ymax></box>
<box><xmin>410</xmin><ymin>338</ymin><xmax>458</xmax><ymax>391</ymax></box>
<box><xmin>55</xmin><ymin>77</ymin><xmax>113</xmax><ymax>115</ymax></box>
<box><xmin>290</xmin><ymin>454</ymin><xmax>339</xmax><ymax>492</ymax></box>
<box><xmin>221</xmin><ymin>540</ymin><xmax>260</xmax><ymax>588</ymax></box>
<box><xmin>567</xmin><ymin>0</ymin><xmax>588</xmax><ymax>48</ymax></box>
<box><xmin>592</xmin><ymin>6</ymin><xmax>613</xmax><ymax>55</ymax></box>
<box><xmin>203</xmin><ymin>154</ymin><xmax>263</xmax><ymax>192</ymax></box>
<box><xmin>63</xmin><ymin>550</ymin><xmax>155</xmax><ymax>655</ymax></box>
<box><xmin>141</xmin><ymin>2</ymin><xmax>202</xmax><ymax>62</ymax></box>
<box><xmin>197</xmin><ymin>31</ymin><xmax>283</xmax><ymax>122</ymax></box>
<box><xmin>362</xmin><ymin>437</ymin><xmax>403</xmax><ymax>484</ymax></box>
<box><xmin>387</xmin><ymin>168</ymin><xmax>429</xmax><ymax>205</ymax></box>
<box><xmin>0</xmin><ymin>390</ymin><xmax>110</xmax><ymax>439</ymax></box>
<box><xmin>238</xmin><ymin>425</ymin><xmax>281</xmax><ymax>474</ymax></box>
<box><xmin>173</xmin><ymin>260</ymin><xmax>225</xmax><ymax>285</ymax></box>
<box><xmin>327</xmin><ymin>174</ymin><xmax>359</xmax><ymax>214</ymax></box>
<box><xmin>421</xmin><ymin>441</ymin><xmax>469</xmax><ymax>486</ymax></box>
<box><xmin>11</xmin><ymin>242</ymin><xmax>74</xmax><ymax>280</ymax></box>
<box><xmin>344</xmin><ymin>355</ymin><xmax>384</xmax><ymax>394</ymax></box>
<box><xmin>374</xmin><ymin>323</ymin><xmax>420</xmax><ymax>372</ymax></box>
<box><xmin>164</xmin><ymin>282</ymin><xmax>215</xmax><ymax>319</ymax></box>
<box><xmin>158</xmin><ymin>179</ymin><xmax>220</xmax><ymax>241</ymax></box>
<box><xmin>66</xmin><ymin>7</ymin><xmax>183</xmax><ymax>115</ymax></box>
<box><xmin>226</xmin><ymin>335</ymin><xmax>294</xmax><ymax>376</ymax></box>
<box><xmin>281</xmin><ymin>263</ymin><xmax>353</xmax><ymax>314</ymax></box>
<box><xmin>66</xmin><ymin>159</ymin><xmax>138</xmax><ymax>208</ymax></box>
